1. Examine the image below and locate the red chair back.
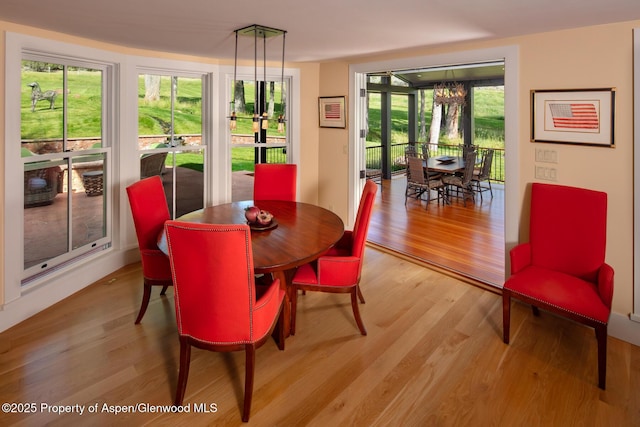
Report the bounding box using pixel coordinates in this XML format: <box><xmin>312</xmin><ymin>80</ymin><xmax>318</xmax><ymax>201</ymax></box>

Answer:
<box><xmin>164</xmin><ymin>221</ymin><xmax>257</xmax><ymax>343</ymax></box>
<box><xmin>126</xmin><ymin>176</ymin><xmax>170</xmax><ymax>252</ymax></box>
<box><xmin>529</xmin><ymin>183</ymin><xmax>607</xmax><ymax>283</ymax></box>
<box><xmin>253</xmin><ymin>163</ymin><xmax>297</xmax><ymax>201</ymax></box>
<box><xmin>351</xmin><ymin>180</ymin><xmax>378</xmax><ymax>259</ymax></box>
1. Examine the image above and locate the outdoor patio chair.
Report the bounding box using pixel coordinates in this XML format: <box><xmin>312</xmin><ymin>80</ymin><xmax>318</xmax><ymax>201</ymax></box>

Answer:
<box><xmin>405</xmin><ymin>155</ymin><xmax>446</xmax><ymax>207</ymax></box>
<box><xmin>442</xmin><ymin>151</ymin><xmax>476</xmax><ymax>206</ymax></box>
<box><xmin>472</xmin><ymin>148</ymin><xmax>494</xmax><ymax>201</ymax></box>
<box><xmin>140</xmin><ymin>152</ymin><xmax>168</xmax><ymax>179</ymax></box>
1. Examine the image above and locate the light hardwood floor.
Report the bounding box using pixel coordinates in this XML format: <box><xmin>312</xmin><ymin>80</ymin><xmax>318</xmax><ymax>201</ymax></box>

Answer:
<box><xmin>368</xmin><ymin>176</ymin><xmax>505</xmax><ymax>287</ymax></box>
<box><xmin>1</xmin><ymin>248</ymin><xmax>638</xmax><ymax>426</ymax></box>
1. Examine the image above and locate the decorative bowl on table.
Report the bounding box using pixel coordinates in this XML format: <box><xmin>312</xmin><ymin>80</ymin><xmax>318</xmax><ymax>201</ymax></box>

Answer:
<box><xmin>435</xmin><ymin>155</ymin><xmax>456</xmax><ymax>164</ymax></box>
<box><xmin>244</xmin><ymin>206</ymin><xmax>278</xmax><ymax>231</ymax></box>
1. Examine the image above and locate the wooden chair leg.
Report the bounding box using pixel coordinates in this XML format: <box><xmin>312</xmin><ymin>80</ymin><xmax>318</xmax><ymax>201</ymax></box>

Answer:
<box><xmin>242</xmin><ymin>344</ymin><xmax>256</xmax><ymax>422</ymax></box>
<box><xmin>502</xmin><ymin>291</ymin><xmax>511</xmax><ymax>344</ymax></box>
<box><xmin>460</xmin><ymin>185</ymin><xmax>471</xmax><ymax>207</ymax></box>
<box><xmin>291</xmin><ymin>284</ymin><xmax>298</xmax><ymax>336</ymax></box>
<box><xmin>350</xmin><ymin>289</ymin><xmax>367</xmax><ymax>335</ymax></box>
<box><xmin>160</xmin><ymin>285</ymin><xmax>169</xmax><ymax>296</ymax></box>
<box><xmin>277</xmin><ymin>305</ymin><xmax>285</xmax><ymax>351</ymax></box>
<box><xmin>532</xmin><ymin>306</ymin><xmax>540</xmax><ymax>316</ymax></box>
<box><xmin>595</xmin><ymin>324</ymin><xmax>607</xmax><ymax>390</ymax></box>
<box><xmin>357</xmin><ymin>285</ymin><xmax>365</xmax><ymax>304</ymax></box>
<box><xmin>174</xmin><ymin>339</ymin><xmax>191</xmax><ymax>405</ymax></box>
<box><xmin>135</xmin><ymin>282</ymin><xmax>152</xmax><ymax>324</ymax></box>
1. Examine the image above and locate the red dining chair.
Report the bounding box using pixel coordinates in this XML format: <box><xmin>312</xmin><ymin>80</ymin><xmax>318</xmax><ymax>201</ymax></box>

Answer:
<box><xmin>126</xmin><ymin>176</ymin><xmax>172</xmax><ymax>324</ymax></box>
<box><xmin>253</xmin><ymin>163</ymin><xmax>297</xmax><ymax>201</ymax></box>
<box><xmin>164</xmin><ymin>221</ymin><xmax>285</xmax><ymax>422</ymax></box>
<box><xmin>291</xmin><ymin>180</ymin><xmax>378</xmax><ymax>335</ymax></box>
<box><xmin>502</xmin><ymin>183</ymin><xmax>614</xmax><ymax>389</ymax></box>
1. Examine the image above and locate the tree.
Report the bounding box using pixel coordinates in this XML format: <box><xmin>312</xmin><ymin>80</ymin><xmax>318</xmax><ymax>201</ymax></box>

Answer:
<box><xmin>268</xmin><ymin>81</ymin><xmax>275</xmax><ymax>118</ymax></box>
<box><xmin>445</xmin><ymin>103</ymin><xmax>460</xmax><ymax>139</ymax></box>
<box><xmin>280</xmin><ymin>81</ymin><xmax>287</xmax><ymax>119</ymax></box>
<box><xmin>144</xmin><ymin>75</ymin><xmax>160</xmax><ymax>101</ymax></box>
<box><xmin>234</xmin><ymin>80</ymin><xmax>246</xmax><ymax>113</ymax></box>
<box><xmin>418</xmin><ymin>89</ymin><xmax>427</xmax><ymax>141</ymax></box>
<box><xmin>429</xmin><ymin>86</ymin><xmax>443</xmax><ymax>145</ymax></box>
<box><xmin>444</xmin><ymin>84</ymin><xmax>465</xmax><ymax>139</ymax></box>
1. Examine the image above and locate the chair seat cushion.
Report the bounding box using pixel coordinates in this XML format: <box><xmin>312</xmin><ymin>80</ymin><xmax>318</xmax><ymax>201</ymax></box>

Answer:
<box><xmin>292</xmin><ymin>263</ymin><xmax>318</xmax><ymax>285</ymax></box>
<box><xmin>504</xmin><ymin>265</ymin><xmax>610</xmax><ymax>324</ymax></box>
<box><xmin>28</xmin><ymin>177</ymin><xmax>48</xmax><ymax>190</ymax></box>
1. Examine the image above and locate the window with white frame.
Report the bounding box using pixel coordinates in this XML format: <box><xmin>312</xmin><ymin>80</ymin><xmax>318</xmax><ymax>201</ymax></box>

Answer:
<box><xmin>8</xmin><ymin>48</ymin><xmax>114</xmax><ymax>285</ymax></box>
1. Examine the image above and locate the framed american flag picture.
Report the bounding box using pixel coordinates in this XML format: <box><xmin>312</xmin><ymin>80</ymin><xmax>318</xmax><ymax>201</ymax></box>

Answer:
<box><xmin>319</xmin><ymin>96</ymin><xmax>346</xmax><ymax>128</ymax></box>
<box><xmin>531</xmin><ymin>88</ymin><xmax>615</xmax><ymax>147</ymax></box>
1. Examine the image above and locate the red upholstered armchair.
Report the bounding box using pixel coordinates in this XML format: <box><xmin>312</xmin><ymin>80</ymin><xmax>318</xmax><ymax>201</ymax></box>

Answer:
<box><xmin>502</xmin><ymin>183</ymin><xmax>614</xmax><ymax>389</ymax></box>
<box><xmin>253</xmin><ymin>163</ymin><xmax>297</xmax><ymax>201</ymax></box>
<box><xmin>126</xmin><ymin>176</ymin><xmax>173</xmax><ymax>324</ymax></box>
<box><xmin>164</xmin><ymin>221</ymin><xmax>285</xmax><ymax>422</ymax></box>
<box><xmin>291</xmin><ymin>180</ymin><xmax>377</xmax><ymax>335</ymax></box>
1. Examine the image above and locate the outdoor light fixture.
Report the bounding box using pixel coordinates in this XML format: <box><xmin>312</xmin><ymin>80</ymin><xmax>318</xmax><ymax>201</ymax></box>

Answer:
<box><xmin>434</xmin><ymin>82</ymin><xmax>467</xmax><ymax>106</ymax></box>
<box><xmin>433</xmin><ymin>70</ymin><xmax>467</xmax><ymax>106</ymax></box>
<box><xmin>433</xmin><ymin>69</ymin><xmax>467</xmax><ymax>106</ymax></box>
<box><xmin>228</xmin><ymin>24</ymin><xmax>287</xmax><ymax>137</ymax></box>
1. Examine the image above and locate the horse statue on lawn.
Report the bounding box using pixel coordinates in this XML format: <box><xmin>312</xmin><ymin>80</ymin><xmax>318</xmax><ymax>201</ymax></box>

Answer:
<box><xmin>28</xmin><ymin>82</ymin><xmax>57</xmax><ymax>112</ymax></box>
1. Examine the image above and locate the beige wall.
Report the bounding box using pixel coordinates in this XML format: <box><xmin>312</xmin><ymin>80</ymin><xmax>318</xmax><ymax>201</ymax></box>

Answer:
<box><xmin>316</xmin><ymin>20</ymin><xmax>640</xmax><ymax>320</ymax></box>
<box><xmin>296</xmin><ymin>62</ymin><xmax>321</xmax><ymax>205</ymax></box>
<box><xmin>318</xmin><ymin>62</ymin><xmax>350</xmax><ymax>219</ymax></box>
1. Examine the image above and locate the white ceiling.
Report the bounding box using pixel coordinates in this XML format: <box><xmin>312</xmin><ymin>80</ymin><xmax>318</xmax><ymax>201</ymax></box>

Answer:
<box><xmin>1</xmin><ymin>0</ymin><xmax>639</xmax><ymax>62</ymax></box>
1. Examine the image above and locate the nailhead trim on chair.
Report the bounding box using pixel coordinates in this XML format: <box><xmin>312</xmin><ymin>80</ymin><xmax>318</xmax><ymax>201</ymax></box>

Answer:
<box><xmin>508</xmin><ymin>289</ymin><xmax>607</xmax><ymax>325</ymax></box>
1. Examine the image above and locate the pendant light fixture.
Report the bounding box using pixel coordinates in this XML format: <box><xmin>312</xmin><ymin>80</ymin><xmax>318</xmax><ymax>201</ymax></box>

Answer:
<box><xmin>229</xmin><ymin>25</ymin><xmax>287</xmax><ymax>138</ymax></box>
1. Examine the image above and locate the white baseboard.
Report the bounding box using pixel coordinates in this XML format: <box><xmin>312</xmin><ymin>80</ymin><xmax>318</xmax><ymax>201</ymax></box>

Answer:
<box><xmin>608</xmin><ymin>311</ymin><xmax>640</xmax><ymax>347</ymax></box>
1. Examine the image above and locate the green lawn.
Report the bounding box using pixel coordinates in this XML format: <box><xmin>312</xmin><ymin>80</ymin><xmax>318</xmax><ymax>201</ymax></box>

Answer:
<box><xmin>367</xmin><ymin>86</ymin><xmax>505</xmax><ymax>149</ymax></box>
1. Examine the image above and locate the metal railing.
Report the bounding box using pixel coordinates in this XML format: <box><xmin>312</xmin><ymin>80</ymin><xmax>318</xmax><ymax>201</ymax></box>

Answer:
<box><xmin>366</xmin><ymin>142</ymin><xmax>505</xmax><ymax>182</ymax></box>
<box><xmin>264</xmin><ymin>146</ymin><xmax>288</xmax><ymax>163</ymax></box>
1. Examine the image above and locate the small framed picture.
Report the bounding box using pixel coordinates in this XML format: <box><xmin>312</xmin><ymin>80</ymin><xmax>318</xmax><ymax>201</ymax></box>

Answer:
<box><xmin>531</xmin><ymin>88</ymin><xmax>615</xmax><ymax>147</ymax></box>
<box><xmin>319</xmin><ymin>96</ymin><xmax>346</xmax><ymax>128</ymax></box>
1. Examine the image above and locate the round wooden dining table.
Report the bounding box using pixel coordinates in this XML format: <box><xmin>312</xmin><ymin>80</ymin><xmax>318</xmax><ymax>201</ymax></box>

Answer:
<box><xmin>159</xmin><ymin>200</ymin><xmax>345</xmax><ymax>337</ymax></box>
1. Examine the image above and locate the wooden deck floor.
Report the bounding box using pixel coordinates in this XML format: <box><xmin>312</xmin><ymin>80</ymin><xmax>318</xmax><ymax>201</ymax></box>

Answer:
<box><xmin>368</xmin><ymin>176</ymin><xmax>505</xmax><ymax>287</ymax></box>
